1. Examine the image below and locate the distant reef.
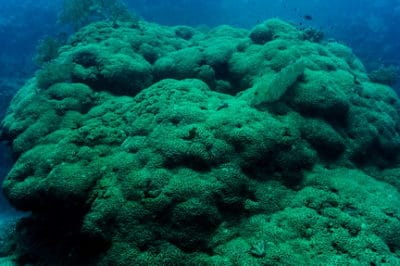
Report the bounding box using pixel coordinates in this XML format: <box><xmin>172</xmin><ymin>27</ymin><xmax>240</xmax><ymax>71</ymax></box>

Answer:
<box><xmin>1</xmin><ymin>19</ymin><xmax>400</xmax><ymax>265</ymax></box>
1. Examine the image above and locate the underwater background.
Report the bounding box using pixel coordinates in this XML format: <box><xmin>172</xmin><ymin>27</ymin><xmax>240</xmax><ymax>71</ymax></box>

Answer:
<box><xmin>0</xmin><ymin>0</ymin><xmax>400</xmax><ymax>265</ymax></box>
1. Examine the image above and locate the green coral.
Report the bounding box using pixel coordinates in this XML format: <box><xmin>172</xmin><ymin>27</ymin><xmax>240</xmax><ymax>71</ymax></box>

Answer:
<box><xmin>36</xmin><ymin>62</ymin><xmax>73</xmax><ymax>89</ymax></box>
<box><xmin>34</xmin><ymin>36</ymin><xmax>65</xmax><ymax>66</ymax></box>
<box><xmin>58</xmin><ymin>0</ymin><xmax>137</xmax><ymax>30</ymax></box>
<box><xmin>368</xmin><ymin>65</ymin><xmax>399</xmax><ymax>86</ymax></box>
<box><xmin>1</xmin><ymin>18</ymin><xmax>400</xmax><ymax>265</ymax></box>
<box><xmin>240</xmin><ymin>58</ymin><xmax>306</xmax><ymax>105</ymax></box>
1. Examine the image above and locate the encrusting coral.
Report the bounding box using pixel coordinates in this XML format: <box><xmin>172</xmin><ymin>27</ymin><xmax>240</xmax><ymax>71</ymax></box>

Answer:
<box><xmin>1</xmin><ymin>18</ymin><xmax>400</xmax><ymax>265</ymax></box>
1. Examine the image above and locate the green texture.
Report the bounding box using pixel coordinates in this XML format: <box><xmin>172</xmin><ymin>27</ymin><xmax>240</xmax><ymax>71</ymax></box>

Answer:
<box><xmin>1</xmin><ymin>18</ymin><xmax>400</xmax><ymax>265</ymax></box>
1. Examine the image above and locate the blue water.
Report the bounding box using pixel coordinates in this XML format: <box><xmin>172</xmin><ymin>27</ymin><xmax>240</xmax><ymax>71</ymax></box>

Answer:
<box><xmin>0</xmin><ymin>0</ymin><xmax>399</xmax><ymax>249</ymax></box>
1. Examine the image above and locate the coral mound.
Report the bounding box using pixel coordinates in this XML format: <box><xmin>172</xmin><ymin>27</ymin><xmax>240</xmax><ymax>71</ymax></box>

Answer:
<box><xmin>1</xmin><ymin>19</ymin><xmax>400</xmax><ymax>265</ymax></box>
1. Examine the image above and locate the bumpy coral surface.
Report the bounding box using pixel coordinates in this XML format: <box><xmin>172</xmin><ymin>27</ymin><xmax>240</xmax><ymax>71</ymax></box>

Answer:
<box><xmin>1</xmin><ymin>19</ymin><xmax>400</xmax><ymax>265</ymax></box>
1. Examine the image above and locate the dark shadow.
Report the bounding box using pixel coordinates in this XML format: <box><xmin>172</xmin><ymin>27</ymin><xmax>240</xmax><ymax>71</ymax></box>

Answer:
<box><xmin>0</xmin><ymin>142</ymin><xmax>17</xmax><ymax>215</ymax></box>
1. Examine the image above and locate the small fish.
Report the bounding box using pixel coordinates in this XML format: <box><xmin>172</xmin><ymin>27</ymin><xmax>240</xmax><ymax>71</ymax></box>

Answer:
<box><xmin>304</xmin><ymin>15</ymin><xmax>313</xmax><ymax>20</ymax></box>
<box><xmin>216</xmin><ymin>102</ymin><xmax>229</xmax><ymax>111</ymax></box>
